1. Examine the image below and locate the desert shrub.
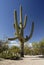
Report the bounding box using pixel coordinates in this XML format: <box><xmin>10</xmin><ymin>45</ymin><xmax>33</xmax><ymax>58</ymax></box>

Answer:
<box><xmin>0</xmin><ymin>51</ymin><xmax>20</xmax><ymax>60</ymax></box>
<box><xmin>32</xmin><ymin>40</ymin><xmax>44</xmax><ymax>55</ymax></box>
<box><xmin>0</xmin><ymin>40</ymin><xmax>9</xmax><ymax>53</ymax></box>
<box><xmin>24</xmin><ymin>44</ymin><xmax>32</xmax><ymax>55</ymax></box>
<box><xmin>39</xmin><ymin>40</ymin><xmax>44</xmax><ymax>55</ymax></box>
<box><xmin>9</xmin><ymin>46</ymin><xmax>20</xmax><ymax>54</ymax></box>
<box><xmin>32</xmin><ymin>42</ymin><xmax>40</xmax><ymax>55</ymax></box>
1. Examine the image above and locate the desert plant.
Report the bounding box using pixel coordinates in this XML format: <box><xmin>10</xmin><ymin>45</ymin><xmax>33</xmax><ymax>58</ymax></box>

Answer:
<box><xmin>39</xmin><ymin>40</ymin><xmax>44</xmax><ymax>55</ymax></box>
<box><xmin>0</xmin><ymin>51</ymin><xmax>20</xmax><ymax>60</ymax></box>
<box><xmin>32</xmin><ymin>42</ymin><xmax>40</xmax><ymax>55</ymax></box>
<box><xmin>24</xmin><ymin>44</ymin><xmax>31</xmax><ymax>55</ymax></box>
<box><xmin>10</xmin><ymin>46</ymin><xmax>20</xmax><ymax>54</ymax></box>
<box><xmin>8</xmin><ymin>5</ymin><xmax>34</xmax><ymax>57</ymax></box>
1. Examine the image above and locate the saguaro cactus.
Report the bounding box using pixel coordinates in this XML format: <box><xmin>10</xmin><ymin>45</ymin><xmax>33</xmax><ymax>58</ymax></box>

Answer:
<box><xmin>8</xmin><ymin>5</ymin><xmax>34</xmax><ymax>57</ymax></box>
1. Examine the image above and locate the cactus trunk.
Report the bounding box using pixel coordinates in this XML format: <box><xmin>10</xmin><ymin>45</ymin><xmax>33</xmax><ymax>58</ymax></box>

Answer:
<box><xmin>20</xmin><ymin>41</ymin><xmax>24</xmax><ymax>57</ymax></box>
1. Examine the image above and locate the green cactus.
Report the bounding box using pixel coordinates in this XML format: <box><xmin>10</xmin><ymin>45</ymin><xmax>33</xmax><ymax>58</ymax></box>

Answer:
<box><xmin>8</xmin><ymin>5</ymin><xmax>34</xmax><ymax>57</ymax></box>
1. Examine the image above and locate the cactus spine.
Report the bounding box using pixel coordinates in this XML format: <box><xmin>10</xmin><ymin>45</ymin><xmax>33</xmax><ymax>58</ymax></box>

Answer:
<box><xmin>8</xmin><ymin>5</ymin><xmax>34</xmax><ymax>57</ymax></box>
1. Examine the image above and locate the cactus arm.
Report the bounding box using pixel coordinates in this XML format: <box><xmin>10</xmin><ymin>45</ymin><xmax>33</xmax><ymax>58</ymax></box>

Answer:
<box><xmin>14</xmin><ymin>10</ymin><xmax>18</xmax><ymax>29</ymax></box>
<box><xmin>8</xmin><ymin>37</ymin><xmax>18</xmax><ymax>41</ymax></box>
<box><xmin>20</xmin><ymin>5</ymin><xmax>22</xmax><ymax>24</ymax></box>
<box><xmin>23</xmin><ymin>15</ymin><xmax>27</xmax><ymax>29</ymax></box>
<box><xmin>14</xmin><ymin>24</ymin><xmax>20</xmax><ymax>29</ymax></box>
<box><xmin>14</xmin><ymin>10</ymin><xmax>19</xmax><ymax>36</ymax></box>
<box><xmin>24</xmin><ymin>22</ymin><xmax>34</xmax><ymax>42</ymax></box>
<box><xmin>14</xmin><ymin>24</ymin><xmax>15</xmax><ymax>28</ymax></box>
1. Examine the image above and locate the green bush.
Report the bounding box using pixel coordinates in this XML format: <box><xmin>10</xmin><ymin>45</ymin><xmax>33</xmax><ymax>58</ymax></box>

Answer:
<box><xmin>10</xmin><ymin>46</ymin><xmax>20</xmax><ymax>54</ymax></box>
<box><xmin>39</xmin><ymin>40</ymin><xmax>44</xmax><ymax>55</ymax></box>
<box><xmin>0</xmin><ymin>51</ymin><xmax>20</xmax><ymax>60</ymax></box>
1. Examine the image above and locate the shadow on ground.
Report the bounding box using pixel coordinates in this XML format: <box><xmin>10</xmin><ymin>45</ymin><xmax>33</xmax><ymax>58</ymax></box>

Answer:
<box><xmin>39</xmin><ymin>55</ymin><xmax>44</xmax><ymax>58</ymax></box>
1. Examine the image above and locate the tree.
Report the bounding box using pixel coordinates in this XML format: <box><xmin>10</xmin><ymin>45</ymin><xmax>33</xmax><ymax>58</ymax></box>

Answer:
<box><xmin>0</xmin><ymin>40</ymin><xmax>3</xmax><ymax>53</ymax></box>
<box><xmin>0</xmin><ymin>40</ymin><xmax>9</xmax><ymax>53</ymax></box>
<box><xmin>32</xmin><ymin>42</ymin><xmax>39</xmax><ymax>55</ymax></box>
<box><xmin>39</xmin><ymin>40</ymin><xmax>44</xmax><ymax>55</ymax></box>
<box><xmin>24</xmin><ymin>44</ymin><xmax>32</xmax><ymax>55</ymax></box>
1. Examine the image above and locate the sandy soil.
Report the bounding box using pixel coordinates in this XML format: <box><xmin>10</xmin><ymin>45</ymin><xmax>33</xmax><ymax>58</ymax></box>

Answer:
<box><xmin>0</xmin><ymin>55</ymin><xmax>44</xmax><ymax>65</ymax></box>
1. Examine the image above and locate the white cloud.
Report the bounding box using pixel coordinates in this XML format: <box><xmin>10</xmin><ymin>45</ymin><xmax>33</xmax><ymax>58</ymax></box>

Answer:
<box><xmin>8</xmin><ymin>41</ymin><xmax>32</xmax><ymax>47</ymax></box>
<box><xmin>8</xmin><ymin>41</ymin><xmax>20</xmax><ymax>47</ymax></box>
<box><xmin>24</xmin><ymin>42</ymin><xmax>32</xmax><ymax>47</ymax></box>
<box><xmin>10</xmin><ymin>41</ymin><xmax>18</xmax><ymax>44</ymax></box>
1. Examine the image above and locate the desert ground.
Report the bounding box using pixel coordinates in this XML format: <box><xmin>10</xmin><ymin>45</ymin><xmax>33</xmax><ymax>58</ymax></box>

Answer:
<box><xmin>0</xmin><ymin>55</ymin><xmax>44</xmax><ymax>65</ymax></box>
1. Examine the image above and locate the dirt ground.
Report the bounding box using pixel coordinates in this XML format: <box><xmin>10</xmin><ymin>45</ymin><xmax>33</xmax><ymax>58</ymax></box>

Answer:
<box><xmin>0</xmin><ymin>55</ymin><xmax>44</xmax><ymax>65</ymax></box>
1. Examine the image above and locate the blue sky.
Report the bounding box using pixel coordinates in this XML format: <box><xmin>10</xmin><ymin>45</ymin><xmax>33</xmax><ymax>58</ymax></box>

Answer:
<box><xmin>0</xmin><ymin>0</ymin><xmax>44</xmax><ymax>43</ymax></box>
